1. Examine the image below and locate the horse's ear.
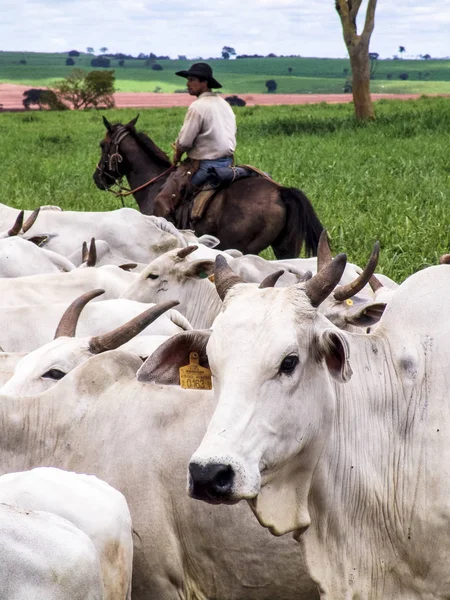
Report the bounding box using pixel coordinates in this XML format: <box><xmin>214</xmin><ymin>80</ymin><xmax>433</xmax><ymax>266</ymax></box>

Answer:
<box><xmin>127</xmin><ymin>114</ymin><xmax>139</xmax><ymax>129</ymax></box>
<box><xmin>102</xmin><ymin>116</ymin><xmax>113</xmax><ymax>132</ymax></box>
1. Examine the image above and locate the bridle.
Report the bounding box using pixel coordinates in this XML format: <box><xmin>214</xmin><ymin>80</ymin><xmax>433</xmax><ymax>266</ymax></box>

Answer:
<box><xmin>96</xmin><ymin>126</ymin><xmax>131</xmax><ymax>189</ymax></box>
<box><xmin>96</xmin><ymin>126</ymin><xmax>175</xmax><ymax>200</ymax></box>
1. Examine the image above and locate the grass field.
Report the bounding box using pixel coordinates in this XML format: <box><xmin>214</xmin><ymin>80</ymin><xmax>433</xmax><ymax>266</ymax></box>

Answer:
<box><xmin>1</xmin><ymin>51</ymin><xmax>450</xmax><ymax>95</ymax></box>
<box><xmin>0</xmin><ymin>97</ymin><xmax>449</xmax><ymax>281</ymax></box>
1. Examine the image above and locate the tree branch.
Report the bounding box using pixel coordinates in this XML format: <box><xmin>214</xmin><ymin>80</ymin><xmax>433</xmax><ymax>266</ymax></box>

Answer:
<box><xmin>361</xmin><ymin>0</ymin><xmax>377</xmax><ymax>43</ymax></box>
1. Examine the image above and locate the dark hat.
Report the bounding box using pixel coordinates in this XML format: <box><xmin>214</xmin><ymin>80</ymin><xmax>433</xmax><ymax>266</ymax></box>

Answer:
<box><xmin>175</xmin><ymin>62</ymin><xmax>222</xmax><ymax>89</ymax></box>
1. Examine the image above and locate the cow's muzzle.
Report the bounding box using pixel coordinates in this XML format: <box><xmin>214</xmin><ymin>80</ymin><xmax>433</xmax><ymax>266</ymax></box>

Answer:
<box><xmin>188</xmin><ymin>462</ymin><xmax>235</xmax><ymax>504</ymax></box>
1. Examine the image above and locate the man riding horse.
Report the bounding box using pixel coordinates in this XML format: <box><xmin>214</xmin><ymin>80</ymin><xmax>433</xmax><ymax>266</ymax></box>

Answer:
<box><xmin>153</xmin><ymin>63</ymin><xmax>238</xmax><ymax>221</ymax></box>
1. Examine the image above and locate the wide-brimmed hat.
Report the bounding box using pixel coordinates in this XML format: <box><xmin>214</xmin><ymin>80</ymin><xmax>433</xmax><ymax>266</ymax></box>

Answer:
<box><xmin>175</xmin><ymin>63</ymin><xmax>222</xmax><ymax>89</ymax></box>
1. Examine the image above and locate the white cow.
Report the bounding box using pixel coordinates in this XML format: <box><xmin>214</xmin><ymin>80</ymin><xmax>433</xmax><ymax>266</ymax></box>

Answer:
<box><xmin>0</xmin><ymin>204</ymin><xmax>187</xmax><ymax>262</ymax></box>
<box><xmin>1</xmin><ymin>294</ymin><xmax>179</xmax><ymax>395</ymax></box>
<box><xmin>0</xmin><ymin>236</ymin><xmax>75</xmax><ymax>277</ymax></box>
<box><xmin>0</xmin><ymin>265</ymin><xmax>136</xmax><ymax>306</ymax></box>
<box><xmin>0</xmin><ymin>298</ymin><xmax>191</xmax><ymax>352</ymax></box>
<box><xmin>0</xmin><ymin>468</ymin><xmax>133</xmax><ymax>600</ymax></box>
<box><xmin>0</xmin><ymin>350</ymin><xmax>319</xmax><ymax>600</ymax></box>
<box><xmin>0</xmin><ymin>502</ymin><xmax>103</xmax><ymax>600</ymax></box>
<box><xmin>180</xmin><ymin>258</ymin><xmax>450</xmax><ymax>599</ymax></box>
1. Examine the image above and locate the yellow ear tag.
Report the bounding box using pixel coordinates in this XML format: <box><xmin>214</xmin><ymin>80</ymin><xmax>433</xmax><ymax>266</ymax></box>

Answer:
<box><xmin>345</xmin><ymin>299</ymin><xmax>354</xmax><ymax>306</ymax></box>
<box><xmin>208</xmin><ymin>274</ymin><xmax>215</xmax><ymax>282</ymax></box>
<box><xmin>179</xmin><ymin>352</ymin><xmax>212</xmax><ymax>390</ymax></box>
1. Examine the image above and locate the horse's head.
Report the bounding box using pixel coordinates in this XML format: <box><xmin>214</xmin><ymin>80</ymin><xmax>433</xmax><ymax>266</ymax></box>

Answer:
<box><xmin>93</xmin><ymin>115</ymin><xmax>140</xmax><ymax>190</ymax></box>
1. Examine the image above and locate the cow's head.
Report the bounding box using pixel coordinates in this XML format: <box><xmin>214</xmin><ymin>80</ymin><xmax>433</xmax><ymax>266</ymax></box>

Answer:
<box><xmin>1</xmin><ymin>290</ymin><xmax>178</xmax><ymax>396</ymax></box>
<box><xmin>120</xmin><ymin>246</ymin><xmax>219</xmax><ymax>328</ymax></box>
<box><xmin>182</xmin><ymin>255</ymin><xmax>356</xmax><ymax>535</ymax></box>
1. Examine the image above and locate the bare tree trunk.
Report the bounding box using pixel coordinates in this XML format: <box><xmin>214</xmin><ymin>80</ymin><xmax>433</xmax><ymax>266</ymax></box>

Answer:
<box><xmin>335</xmin><ymin>0</ymin><xmax>377</xmax><ymax>120</ymax></box>
<box><xmin>349</xmin><ymin>42</ymin><xmax>374</xmax><ymax>120</ymax></box>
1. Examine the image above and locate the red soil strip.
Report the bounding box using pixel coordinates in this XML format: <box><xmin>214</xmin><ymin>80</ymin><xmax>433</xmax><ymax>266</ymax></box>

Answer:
<box><xmin>0</xmin><ymin>82</ymin><xmax>442</xmax><ymax>111</ymax></box>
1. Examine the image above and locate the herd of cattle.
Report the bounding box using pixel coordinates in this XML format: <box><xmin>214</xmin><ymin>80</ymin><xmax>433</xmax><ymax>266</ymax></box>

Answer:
<box><xmin>0</xmin><ymin>200</ymin><xmax>448</xmax><ymax>599</ymax></box>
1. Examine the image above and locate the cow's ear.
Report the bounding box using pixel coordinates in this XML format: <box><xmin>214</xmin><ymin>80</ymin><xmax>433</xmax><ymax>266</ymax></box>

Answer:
<box><xmin>345</xmin><ymin>302</ymin><xmax>386</xmax><ymax>327</ymax></box>
<box><xmin>137</xmin><ymin>330</ymin><xmax>211</xmax><ymax>385</ymax></box>
<box><xmin>184</xmin><ymin>260</ymin><xmax>215</xmax><ymax>280</ymax></box>
<box><xmin>315</xmin><ymin>329</ymin><xmax>352</xmax><ymax>383</ymax></box>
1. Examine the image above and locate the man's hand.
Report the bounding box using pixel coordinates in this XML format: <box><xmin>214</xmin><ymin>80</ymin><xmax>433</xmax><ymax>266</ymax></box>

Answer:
<box><xmin>172</xmin><ymin>144</ymin><xmax>183</xmax><ymax>166</ymax></box>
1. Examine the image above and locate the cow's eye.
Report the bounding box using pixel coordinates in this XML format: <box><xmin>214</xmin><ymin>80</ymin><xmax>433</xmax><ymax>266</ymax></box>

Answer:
<box><xmin>42</xmin><ymin>368</ymin><xmax>66</xmax><ymax>380</ymax></box>
<box><xmin>279</xmin><ymin>355</ymin><xmax>299</xmax><ymax>375</ymax></box>
<box><xmin>147</xmin><ymin>273</ymin><xmax>159</xmax><ymax>280</ymax></box>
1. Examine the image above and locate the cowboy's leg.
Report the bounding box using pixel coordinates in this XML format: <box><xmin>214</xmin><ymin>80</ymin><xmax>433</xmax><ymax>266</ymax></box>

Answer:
<box><xmin>190</xmin><ymin>158</ymin><xmax>233</xmax><ymax>187</ymax></box>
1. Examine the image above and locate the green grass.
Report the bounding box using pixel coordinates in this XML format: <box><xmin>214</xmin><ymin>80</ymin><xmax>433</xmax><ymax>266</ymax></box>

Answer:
<box><xmin>0</xmin><ymin>97</ymin><xmax>449</xmax><ymax>281</ymax></box>
<box><xmin>1</xmin><ymin>51</ymin><xmax>449</xmax><ymax>95</ymax></box>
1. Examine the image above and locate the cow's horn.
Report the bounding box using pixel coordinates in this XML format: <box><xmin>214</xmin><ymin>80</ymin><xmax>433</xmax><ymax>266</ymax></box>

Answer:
<box><xmin>317</xmin><ymin>229</ymin><xmax>333</xmax><ymax>272</ymax></box>
<box><xmin>214</xmin><ymin>255</ymin><xmax>244</xmax><ymax>301</ymax></box>
<box><xmin>89</xmin><ymin>300</ymin><xmax>179</xmax><ymax>354</ymax></box>
<box><xmin>259</xmin><ymin>270</ymin><xmax>285</xmax><ymax>289</ymax></box>
<box><xmin>177</xmin><ymin>245</ymin><xmax>198</xmax><ymax>259</ymax></box>
<box><xmin>22</xmin><ymin>208</ymin><xmax>40</xmax><ymax>233</ymax></box>
<box><xmin>334</xmin><ymin>242</ymin><xmax>380</xmax><ymax>302</ymax></box>
<box><xmin>304</xmin><ymin>253</ymin><xmax>347</xmax><ymax>307</ymax></box>
<box><xmin>54</xmin><ymin>289</ymin><xmax>105</xmax><ymax>339</ymax></box>
<box><xmin>82</xmin><ymin>241</ymin><xmax>89</xmax><ymax>263</ymax></box>
<box><xmin>8</xmin><ymin>211</ymin><xmax>24</xmax><ymax>236</ymax></box>
<box><xmin>87</xmin><ymin>237</ymin><xmax>97</xmax><ymax>267</ymax></box>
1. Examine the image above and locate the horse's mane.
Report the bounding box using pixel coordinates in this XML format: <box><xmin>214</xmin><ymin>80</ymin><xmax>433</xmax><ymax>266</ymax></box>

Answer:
<box><xmin>130</xmin><ymin>129</ymin><xmax>171</xmax><ymax>167</ymax></box>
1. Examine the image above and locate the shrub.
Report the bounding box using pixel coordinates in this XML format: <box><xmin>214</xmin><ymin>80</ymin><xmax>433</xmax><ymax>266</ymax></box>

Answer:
<box><xmin>225</xmin><ymin>95</ymin><xmax>246</xmax><ymax>107</ymax></box>
<box><xmin>151</xmin><ymin>63</ymin><xmax>163</xmax><ymax>71</ymax></box>
<box><xmin>265</xmin><ymin>79</ymin><xmax>277</xmax><ymax>93</ymax></box>
<box><xmin>399</xmin><ymin>72</ymin><xmax>409</xmax><ymax>80</ymax></box>
<box><xmin>386</xmin><ymin>73</ymin><xmax>392</xmax><ymax>80</ymax></box>
<box><xmin>118</xmin><ymin>59</ymin><xmax>125</xmax><ymax>67</ymax></box>
<box><xmin>22</xmin><ymin>89</ymin><xmax>68</xmax><ymax>111</ymax></box>
<box><xmin>90</xmin><ymin>56</ymin><xmax>110</xmax><ymax>68</ymax></box>
<box><xmin>343</xmin><ymin>78</ymin><xmax>352</xmax><ymax>93</ymax></box>
<box><xmin>19</xmin><ymin>59</ymin><xmax>27</xmax><ymax>65</ymax></box>
<box><xmin>66</xmin><ymin>58</ymin><xmax>75</xmax><ymax>66</ymax></box>
<box><xmin>68</xmin><ymin>50</ymin><xmax>80</xmax><ymax>57</ymax></box>
<box><xmin>53</xmin><ymin>69</ymin><xmax>115</xmax><ymax>110</ymax></box>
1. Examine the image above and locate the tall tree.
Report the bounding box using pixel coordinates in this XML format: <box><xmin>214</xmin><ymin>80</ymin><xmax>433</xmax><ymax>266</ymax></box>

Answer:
<box><xmin>335</xmin><ymin>0</ymin><xmax>377</xmax><ymax>120</ymax></box>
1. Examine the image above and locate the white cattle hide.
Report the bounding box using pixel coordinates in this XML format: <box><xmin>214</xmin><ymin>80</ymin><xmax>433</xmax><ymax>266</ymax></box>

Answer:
<box><xmin>0</xmin><ymin>237</ymin><xmax>75</xmax><ymax>277</ymax></box>
<box><xmin>0</xmin><ymin>266</ymin><xmax>136</xmax><ymax>307</ymax></box>
<box><xmin>68</xmin><ymin>240</ymin><xmax>146</xmax><ymax>272</ymax></box>
<box><xmin>0</xmin><ymin>502</ymin><xmax>103</xmax><ymax>600</ymax></box>
<box><xmin>0</xmin><ymin>204</ymin><xmax>186</xmax><ymax>262</ymax></box>
<box><xmin>0</xmin><ymin>351</ymin><xmax>319</xmax><ymax>600</ymax></box>
<box><xmin>0</xmin><ymin>299</ymin><xmax>191</xmax><ymax>353</ymax></box>
<box><xmin>0</xmin><ymin>468</ymin><xmax>133</xmax><ymax>600</ymax></box>
<box><xmin>185</xmin><ymin>264</ymin><xmax>450</xmax><ymax>599</ymax></box>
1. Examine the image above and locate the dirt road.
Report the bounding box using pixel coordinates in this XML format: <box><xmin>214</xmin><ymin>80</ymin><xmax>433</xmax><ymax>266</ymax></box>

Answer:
<box><xmin>0</xmin><ymin>82</ymin><xmax>430</xmax><ymax>112</ymax></box>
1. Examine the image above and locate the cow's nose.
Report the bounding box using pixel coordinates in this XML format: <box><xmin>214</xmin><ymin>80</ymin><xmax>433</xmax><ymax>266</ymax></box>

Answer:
<box><xmin>189</xmin><ymin>462</ymin><xmax>234</xmax><ymax>502</ymax></box>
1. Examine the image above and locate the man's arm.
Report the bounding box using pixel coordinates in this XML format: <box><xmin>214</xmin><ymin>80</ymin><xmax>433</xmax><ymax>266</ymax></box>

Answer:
<box><xmin>174</xmin><ymin>107</ymin><xmax>202</xmax><ymax>163</ymax></box>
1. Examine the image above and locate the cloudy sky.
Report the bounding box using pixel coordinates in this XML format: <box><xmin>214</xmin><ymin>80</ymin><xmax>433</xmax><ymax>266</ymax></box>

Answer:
<box><xmin>1</xmin><ymin>0</ymin><xmax>449</xmax><ymax>59</ymax></box>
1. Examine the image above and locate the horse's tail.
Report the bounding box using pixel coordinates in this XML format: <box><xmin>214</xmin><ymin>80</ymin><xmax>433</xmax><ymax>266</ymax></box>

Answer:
<box><xmin>272</xmin><ymin>187</ymin><xmax>324</xmax><ymax>259</ymax></box>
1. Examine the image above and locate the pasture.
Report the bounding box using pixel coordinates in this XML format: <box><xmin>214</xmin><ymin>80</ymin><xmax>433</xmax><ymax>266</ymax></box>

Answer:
<box><xmin>0</xmin><ymin>96</ymin><xmax>449</xmax><ymax>281</ymax></box>
<box><xmin>1</xmin><ymin>51</ymin><xmax>450</xmax><ymax>94</ymax></box>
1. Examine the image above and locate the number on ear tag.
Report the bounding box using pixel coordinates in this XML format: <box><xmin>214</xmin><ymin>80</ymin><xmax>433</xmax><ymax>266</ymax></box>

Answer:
<box><xmin>179</xmin><ymin>352</ymin><xmax>212</xmax><ymax>390</ymax></box>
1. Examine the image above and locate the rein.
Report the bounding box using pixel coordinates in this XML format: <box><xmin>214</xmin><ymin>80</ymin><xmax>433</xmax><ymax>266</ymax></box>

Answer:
<box><xmin>104</xmin><ymin>166</ymin><xmax>175</xmax><ymax>198</ymax></box>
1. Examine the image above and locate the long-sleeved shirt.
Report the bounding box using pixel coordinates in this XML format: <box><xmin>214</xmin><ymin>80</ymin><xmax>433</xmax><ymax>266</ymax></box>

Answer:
<box><xmin>176</xmin><ymin>92</ymin><xmax>237</xmax><ymax>160</ymax></box>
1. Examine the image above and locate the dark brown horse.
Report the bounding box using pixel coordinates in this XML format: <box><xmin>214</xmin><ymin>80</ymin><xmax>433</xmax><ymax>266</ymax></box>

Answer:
<box><xmin>93</xmin><ymin>116</ymin><xmax>324</xmax><ymax>258</ymax></box>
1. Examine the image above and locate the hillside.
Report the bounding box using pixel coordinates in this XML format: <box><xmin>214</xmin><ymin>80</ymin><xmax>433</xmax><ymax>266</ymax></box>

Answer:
<box><xmin>0</xmin><ymin>51</ymin><xmax>449</xmax><ymax>94</ymax></box>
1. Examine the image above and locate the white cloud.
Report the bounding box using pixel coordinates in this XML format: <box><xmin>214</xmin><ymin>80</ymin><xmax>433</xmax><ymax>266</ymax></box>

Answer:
<box><xmin>0</xmin><ymin>0</ymin><xmax>448</xmax><ymax>59</ymax></box>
